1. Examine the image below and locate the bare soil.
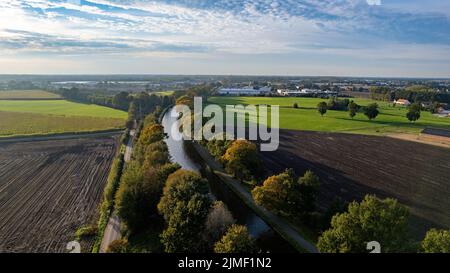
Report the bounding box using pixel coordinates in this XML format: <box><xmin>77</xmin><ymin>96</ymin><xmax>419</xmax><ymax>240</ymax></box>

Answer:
<box><xmin>0</xmin><ymin>137</ymin><xmax>118</xmax><ymax>253</ymax></box>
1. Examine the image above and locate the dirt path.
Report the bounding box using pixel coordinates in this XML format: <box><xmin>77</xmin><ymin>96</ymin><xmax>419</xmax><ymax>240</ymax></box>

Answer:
<box><xmin>99</xmin><ymin>129</ymin><xmax>135</xmax><ymax>253</ymax></box>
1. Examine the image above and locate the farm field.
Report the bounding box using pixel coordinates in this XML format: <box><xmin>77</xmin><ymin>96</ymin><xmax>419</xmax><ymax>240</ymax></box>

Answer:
<box><xmin>0</xmin><ymin>100</ymin><xmax>127</xmax><ymax>119</ymax></box>
<box><xmin>260</xmin><ymin>130</ymin><xmax>450</xmax><ymax>237</ymax></box>
<box><xmin>208</xmin><ymin>97</ymin><xmax>450</xmax><ymax>135</ymax></box>
<box><xmin>0</xmin><ymin>100</ymin><xmax>127</xmax><ymax>137</ymax></box>
<box><xmin>0</xmin><ymin>90</ymin><xmax>61</xmax><ymax>100</ymax></box>
<box><xmin>0</xmin><ymin>111</ymin><xmax>125</xmax><ymax>137</ymax></box>
<box><xmin>0</xmin><ymin>137</ymin><xmax>118</xmax><ymax>253</ymax></box>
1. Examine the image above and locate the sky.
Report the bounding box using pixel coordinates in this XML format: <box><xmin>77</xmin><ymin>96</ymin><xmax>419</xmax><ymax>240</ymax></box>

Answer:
<box><xmin>0</xmin><ymin>0</ymin><xmax>450</xmax><ymax>77</ymax></box>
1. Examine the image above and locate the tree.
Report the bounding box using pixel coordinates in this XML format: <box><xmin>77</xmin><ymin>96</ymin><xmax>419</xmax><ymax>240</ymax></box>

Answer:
<box><xmin>298</xmin><ymin>171</ymin><xmax>320</xmax><ymax>214</ymax></box>
<box><xmin>106</xmin><ymin>239</ymin><xmax>129</xmax><ymax>253</ymax></box>
<box><xmin>363</xmin><ymin>103</ymin><xmax>379</xmax><ymax>120</ymax></box>
<box><xmin>158</xmin><ymin>170</ymin><xmax>209</xmax><ymax>221</ymax></box>
<box><xmin>406</xmin><ymin>103</ymin><xmax>421</xmax><ymax>122</ymax></box>
<box><xmin>317</xmin><ymin>102</ymin><xmax>327</xmax><ymax>117</ymax></box>
<box><xmin>348</xmin><ymin>101</ymin><xmax>358</xmax><ymax>119</ymax></box>
<box><xmin>317</xmin><ymin>195</ymin><xmax>411</xmax><ymax>253</ymax></box>
<box><xmin>115</xmin><ymin>162</ymin><xmax>175</xmax><ymax>233</ymax></box>
<box><xmin>214</xmin><ymin>225</ymin><xmax>256</xmax><ymax>253</ymax></box>
<box><xmin>252</xmin><ymin>169</ymin><xmax>294</xmax><ymax>213</ymax></box>
<box><xmin>222</xmin><ymin>140</ymin><xmax>262</xmax><ymax>181</ymax></box>
<box><xmin>421</xmin><ymin>229</ymin><xmax>450</xmax><ymax>253</ymax></box>
<box><xmin>158</xmin><ymin>170</ymin><xmax>211</xmax><ymax>252</ymax></box>
<box><xmin>203</xmin><ymin>201</ymin><xmax>236</xmax><ymax>248</ymax></box>
<box><xmin>161</xmin><ymin>194</ymin><xmax>211</xmax><ymax>253</ymax></box>
<box><xmin>252</xmin><ymin>169</ymin><xmax>320</xmax><ymax>217</ymax></box>
<box><xmin>112</xmin><ymin>91</ymin><xmax>131</xmax><ymax>111</ymax></box>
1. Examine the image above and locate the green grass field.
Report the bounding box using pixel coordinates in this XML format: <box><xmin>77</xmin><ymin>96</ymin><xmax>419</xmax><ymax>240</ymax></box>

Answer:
<box><xmin>0</xmin><ymin>99</ymin><xmax>127</xmax><ymax>137</ymax></box>
<box><xmin>208</xmin><ymin>97</ymin><xmax>450</xmax><ymax>135</ymax></box>
<box><xmin>0</xmin><ymin>100</ymin><xmax>127</xmax><ymax>119</ymax></box>
<box><xmin>0</xmin><ymin>90</ymin><xmax>61</xmax><ymax>99</ymax></box>
<box><xmin>0</xmin><ymin>111</ymin><xmax>125</xmax><ymax>137</ymax></box>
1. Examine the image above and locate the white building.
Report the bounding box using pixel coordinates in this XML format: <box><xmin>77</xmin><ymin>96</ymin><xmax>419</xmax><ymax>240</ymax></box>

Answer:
<box><xmin>394</xmin><ymin>99</ymin><xmax>411</xmax><ymax>106</ymax></box>
<box><xmin>277</xmin><ymin>88</ymin><xmax>337</xmax><ymax>96</ymax></box>
<box><xmin>218</xmin><ymin>86</ymin><xmax>272</xmax><ymax>96</ymax></box>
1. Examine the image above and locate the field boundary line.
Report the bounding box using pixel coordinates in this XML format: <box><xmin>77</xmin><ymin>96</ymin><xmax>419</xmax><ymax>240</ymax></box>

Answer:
<box><xmin>0</xmin><ymin>129</ymin><xmax>124</xmax><ymax>143</ymax></box>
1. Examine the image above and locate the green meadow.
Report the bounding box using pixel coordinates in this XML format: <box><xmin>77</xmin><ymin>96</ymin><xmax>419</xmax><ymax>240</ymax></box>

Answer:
<box><xmin>0</xmin><ymin>99</ymin><xmax>127</xmax><ymax>137</ymax></box>
<box><xmin>0</xmin><ymin>100</ymin><xmax>127</xmax><ymax>119</ymax></box>
<box><xmin>208</xmin><ymin>97</ymin><xmax>450</xmax><ymax>135</ymax></box>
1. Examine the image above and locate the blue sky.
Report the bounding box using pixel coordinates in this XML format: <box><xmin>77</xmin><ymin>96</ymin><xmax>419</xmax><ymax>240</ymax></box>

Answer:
<box><xmin>0</xmin><ymin>0</ymin><xmax>449</xmax><ymax>77</ymax></box>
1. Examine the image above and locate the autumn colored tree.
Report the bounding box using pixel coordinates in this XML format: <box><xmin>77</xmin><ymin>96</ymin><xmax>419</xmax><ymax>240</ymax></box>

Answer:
<box><xmin>106</xmin><ymin>239</ymin><xmax>129</xmax><ymax>253</ymax></box>
<box><xmin>252</xmin><ymin>169</ymin><xmax>294</xmax><ymax>213</ymax></box>
<box><xmin>222</xmin><ymin>140</ymin><xmax>262</xmax><ymax>181</ymax></box>
<box><xmin>317</xmin><ymin>195</ymin><xmax>411</xmax><ymax>253</ymax></box>
<box><xmin>214</xmin><ymin>225</ymin><xmax>256</xmax><ymax>253</ymax></box>
<box><xmin>252</xmin><ymin>169</ymin><xmax>320</xmax><ymax>217</ymax></box>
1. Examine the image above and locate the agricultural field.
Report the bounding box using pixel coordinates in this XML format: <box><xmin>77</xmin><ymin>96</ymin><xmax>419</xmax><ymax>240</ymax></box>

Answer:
<box><xmin>260</xmin><ymin>130</ymin><xmax>450</xmax><ymax>237</ymax></box>
<box><xmin>0</xmin><ymin>137</ymin><xmax>118</xmax><ymax>253</ymax></box>
<box><xmin>152</xmin><ymin>90</ymin><xmax>174</xmax><ymax>96</ymax></box>
<box><xmin>0</xmin><ymin>90</ymin><xmax>61</xmax><ymax>100</ymax></box>
<box><xmin>208</xmin><ymin>97</ymin><xmax>450</xmax><ymax>135</ymax></box>
<box><xmin>0</xmin><ymin>100</ymin><xmax>127</xmax><ymax>137</ymax></box>
<box><xmin>0</xmin><ymin>111</ymin><xmax>125</xmax><ymax>137</ymax></box>
<box><xmin>0</xmin><ymin>100</ymin><xmax>127</xmax><ymax>119</ymax></box>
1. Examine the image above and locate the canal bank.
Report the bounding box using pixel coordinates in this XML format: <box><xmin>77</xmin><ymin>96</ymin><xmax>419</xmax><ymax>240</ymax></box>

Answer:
<box><xmin>161</xmin><ymin>106</ymin><xmax>316</xmax><ymax>253</ymax></box>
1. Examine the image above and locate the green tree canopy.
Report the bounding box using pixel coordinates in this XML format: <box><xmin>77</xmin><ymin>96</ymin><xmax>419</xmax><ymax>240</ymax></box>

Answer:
<box><xmin>421</xmin><ymin>229</ymin><xmax>450</xmax><ymax>253</ymax></box>
<box><xmin>317</xmin><ymin>101</ymin><xmax>328</xmax><ymax>117</ymax></box>
<box><xmin>214</xmin><ymin>225</ymin><xmax>256</xmax><ymax>253</ymax></box>
<box><xmin>363</xmin><ymin>103</ymin><xmax>379</xmax><ymax>120</ymax></box>
<box><xmin>317</xmin><ymin>195</ymin><xmax>411</xmax><ymax>253</ymax></box>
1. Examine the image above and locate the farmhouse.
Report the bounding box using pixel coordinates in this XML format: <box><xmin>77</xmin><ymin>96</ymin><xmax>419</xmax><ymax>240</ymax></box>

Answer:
<box><xmin>218</xmin><ymin>86</ymin><xmax>272</xmax><ymax>96</ymax></box>
<box><xmin>394</xmin><ymin>99</ymin><xmax>411</xmax><ymax>106</ymax></box>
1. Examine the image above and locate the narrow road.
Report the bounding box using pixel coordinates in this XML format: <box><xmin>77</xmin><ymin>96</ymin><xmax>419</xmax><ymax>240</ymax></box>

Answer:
<box><xmin>99</xmin><ymin>129</ymin><xmax>135</xmax><ymax>253</ymax></box>
<box><xmin>192</xmin><ymin>142</ymin><xmax>319</xmax><ymax>253</ymax></box>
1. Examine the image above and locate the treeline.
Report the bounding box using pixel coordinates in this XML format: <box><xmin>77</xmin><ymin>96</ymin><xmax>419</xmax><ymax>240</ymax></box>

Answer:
<box><xmin>55</xmin><ymin>87</ymin><xmax>175</xmax><ymax>129</ymax></box>
<box><xmin>370</xmin><ymin>86</ymin><xmax>450</xmax><ymax>103</ymax></box>
<box><xmin>108</xmin><ymin>111</ymin><xmax>256</xmax><ymax>253</ymax></box>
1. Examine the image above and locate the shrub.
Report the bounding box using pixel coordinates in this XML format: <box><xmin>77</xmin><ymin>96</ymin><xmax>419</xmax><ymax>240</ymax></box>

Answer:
<box><xmin>421</xmin><ymin>229</ymin><xmax>450</xmax><ymax>253</ymax></box>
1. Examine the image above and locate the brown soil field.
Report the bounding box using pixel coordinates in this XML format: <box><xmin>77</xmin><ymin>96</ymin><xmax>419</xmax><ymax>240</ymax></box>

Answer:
<box><xmin>0</xmin><ymin>136</ymin><xmax>118</xmax><ymax>253</ymax></box>
<box><xmin>261</xmin><ymin>130</ymin><xmax>450</xmax><ymax>237</ymax></box>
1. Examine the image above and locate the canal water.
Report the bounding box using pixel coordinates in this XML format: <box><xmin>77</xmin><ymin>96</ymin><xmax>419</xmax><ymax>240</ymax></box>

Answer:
<box><xmin>161</xmin><ymin>107</ymin><xmax>296</xmax><ymax>253</ymax></box>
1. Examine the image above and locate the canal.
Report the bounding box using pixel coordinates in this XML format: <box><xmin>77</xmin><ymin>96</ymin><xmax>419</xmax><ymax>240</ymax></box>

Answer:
<box><xmin>161</xmin><ymin>107</ymin><xmax>296</xmax><ymax>253</ymax></box>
